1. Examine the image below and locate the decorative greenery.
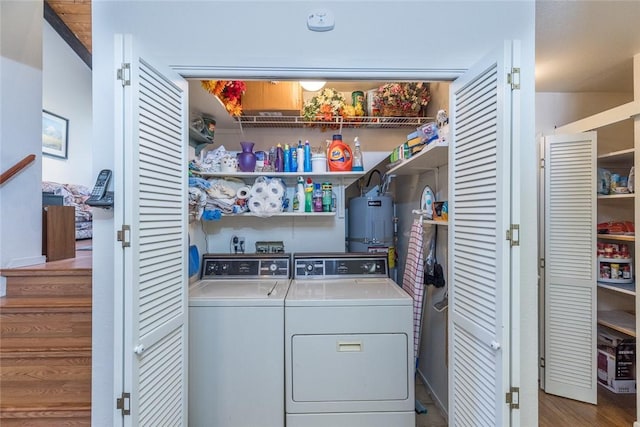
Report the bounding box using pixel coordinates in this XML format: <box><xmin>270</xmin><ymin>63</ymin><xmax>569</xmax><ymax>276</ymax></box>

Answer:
<box><xmin>201</xmin><ymin>80</ymin><xmax>247</xmax><ymax>116</ymax></box>
<box><xmin>301</xmin><ymin>88</ymin><xmax>347</xmax><ymax>122</ymax></box>
<box><xmin>372</xmin><ymin>82</ymin><xmax>430</xmax><ymax>115</ymax></box>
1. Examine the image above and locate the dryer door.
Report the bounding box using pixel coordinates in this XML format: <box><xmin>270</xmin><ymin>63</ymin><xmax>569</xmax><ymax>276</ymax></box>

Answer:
<box><xmin>291</xmin><ymin>333</ymin><xmax>408</xmax><ymax>406</ymax></box>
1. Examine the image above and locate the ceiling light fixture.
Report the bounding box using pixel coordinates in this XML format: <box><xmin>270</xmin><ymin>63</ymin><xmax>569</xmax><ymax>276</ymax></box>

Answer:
<box><xmin>300</xmin><ymin>81</ymin><xmax>326</xmax><ymax>91</ymax></box>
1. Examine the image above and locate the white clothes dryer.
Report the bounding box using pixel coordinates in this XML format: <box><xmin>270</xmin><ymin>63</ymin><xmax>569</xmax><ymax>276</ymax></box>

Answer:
<box><xmin>189</xmin><ymin>253</ymin><xmax>291</xmax><ymax>427</ymax></box>
<box><xmin>285</xmin><ymin>253</ymin><xmax>415</xmax><ymax>427</ymax></box>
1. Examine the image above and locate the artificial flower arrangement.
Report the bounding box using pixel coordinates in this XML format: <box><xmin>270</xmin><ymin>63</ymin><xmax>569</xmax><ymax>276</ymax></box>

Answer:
<box><xmin>372</xmin><ymin>82</ymin><xmax>430</xmax><ymax>116</ymax></box>
<box><xmin>301</xmin><ymin>87</ymin><xmax>348</xmax><ymax>122</ymax></box>
<box><xmin>201</xmin><ymin>80</ymin><xmax>247</xmax><ymax>116</ymax></box>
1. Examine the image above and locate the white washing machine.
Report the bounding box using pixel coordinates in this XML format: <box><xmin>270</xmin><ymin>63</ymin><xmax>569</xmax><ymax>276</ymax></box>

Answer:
<box><xmin>285</xmin><ymin>253</ymin><xmax>415</xmax><ymax>427</ymax></box>
<box><xmin>189</xmin><ymin>253</ymin><xmax>291</xmax><ymax>427</ymax></box>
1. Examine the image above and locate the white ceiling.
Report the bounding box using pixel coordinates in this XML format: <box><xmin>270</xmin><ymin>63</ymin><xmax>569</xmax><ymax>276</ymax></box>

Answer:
<box><xmin>536</xmin><ymin>0</ymin><xmax>640</xmax><ymax>93</ymax></box>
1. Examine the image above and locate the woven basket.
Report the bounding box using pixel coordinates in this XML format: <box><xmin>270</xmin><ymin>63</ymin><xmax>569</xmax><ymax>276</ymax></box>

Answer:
<box><xmin>382</xmin><ymin>105</ymin><xmax>420</xmax><ymax>117</ymax></box>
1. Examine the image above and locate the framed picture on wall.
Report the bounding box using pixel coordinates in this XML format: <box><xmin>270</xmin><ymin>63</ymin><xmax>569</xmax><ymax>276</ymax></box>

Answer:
<box><xmin>42</xmin><ymin>110</ymin><xmax>68</xmax><ymax>159</ymax></box>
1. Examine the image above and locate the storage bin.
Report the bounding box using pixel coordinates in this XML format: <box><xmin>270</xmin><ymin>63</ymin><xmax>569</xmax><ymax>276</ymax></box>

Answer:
<box><xmin>598</xmin><ymin>257</ymin><xmax>633</xmax><ymax>284</ymax></box>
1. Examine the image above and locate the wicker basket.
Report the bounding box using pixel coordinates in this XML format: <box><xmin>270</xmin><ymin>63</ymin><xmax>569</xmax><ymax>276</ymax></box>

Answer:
<box><xmin>382</xmin><ymin>105</ymin><xmax>420</xmax><ymax>117</ymax></box>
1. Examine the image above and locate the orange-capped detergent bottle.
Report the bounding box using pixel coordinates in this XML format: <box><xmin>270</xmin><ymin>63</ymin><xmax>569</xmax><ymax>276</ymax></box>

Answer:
<box><xmin>327</xmin><ymin>134</ymin><xmax>353</xmax><ymax>171</ymax></box>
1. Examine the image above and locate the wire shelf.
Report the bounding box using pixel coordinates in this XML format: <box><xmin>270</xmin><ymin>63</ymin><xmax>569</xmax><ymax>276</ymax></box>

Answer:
<box><xmin>234</xmin><ymin>115</ymin><xmax>434</xmax><ymax>130</ymax></box>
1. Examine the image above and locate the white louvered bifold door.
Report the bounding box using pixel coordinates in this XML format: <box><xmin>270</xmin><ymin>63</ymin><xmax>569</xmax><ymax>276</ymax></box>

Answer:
<box><xmin>116</xmin><ymin>35</ymin><xmax>189</xmax><ymax>426</ymax></box>
<box><xmin>543</xmin><ymin>133</ymin><xmax>597</xmax><ymax>404</ymax></box>
<box><xmin>448</xmin><ymin>42</ymin><xmax>516</xmax><ymax>427</ymax></box>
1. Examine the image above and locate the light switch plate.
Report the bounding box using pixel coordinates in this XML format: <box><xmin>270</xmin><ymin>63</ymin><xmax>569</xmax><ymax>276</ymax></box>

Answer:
<box><xmin>307</xmin><ymin>9</ymin><xmax>335</xmax><ymax>32</ymax></box>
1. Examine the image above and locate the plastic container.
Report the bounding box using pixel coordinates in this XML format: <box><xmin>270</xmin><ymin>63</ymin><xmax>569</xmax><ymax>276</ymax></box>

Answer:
<box><xmin>322</xmin><ymin>182</ymin><xmax>332</xmax><ymax>212</ymax></box>
<box><xmin>297</xmin><ymin>141</ymin><xmax>304</xmax><ymax>173</ymax></box>
<box><xmin>294</xmin><ymin>176</ymin><xmax>305</xmax><ymax>213</ymax></box>
<box><xmin>313</xmin><ymin>183</ymin><xmax>323</xmax><ymax>212</ymax></box>
<box><xmin>598</xmin><ymin>256</ymin><xmax>633</xmax><ymax>284</ymax></box>
<box><xmin>352</xmin><ymin>137</ymin><xmax>364</xmax><ymax>171</ymax></box>
<box><xmin>304</xmin><ymin>178</ymin><xmax>313</xmax><ymax>212</ymax></box>
<box><xmin>284</xmin><ymin>144</ymin><xmax>291</xmax><ymax>172</ymax></box>
<box><xmin>304</xmin><ymin>140</ymin><xmax>312</xmax><ymax>172</ymax></box>
<box><xmin>275</xmin><ymin>144</ymin><xmax>284</xmax><ymax>172</ymax></box>
<box><xmin>312</xmin><ymin>153</ymin><xmax>327</xmax><ymax>172</ymax></box>
<box><xmin>327</xmin><ymin>134</ymin><xmax>353</xmax><ymax>172</ymax></box>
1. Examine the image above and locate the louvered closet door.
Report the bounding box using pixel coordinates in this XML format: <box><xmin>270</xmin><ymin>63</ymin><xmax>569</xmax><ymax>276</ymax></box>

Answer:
<box><xmin>116</xmin><ymin>35</ymin><xmax>189</xmax><ymax>426</ymax></box>
<box><xmin>448</xmin><ymin>42</ymin><xmax>516</xmax><ymax>427</ymax></box>
<box><xmin>543</xmin><ymin>133</ymin><xmax>597</xmax><ymax>404</ymax></box>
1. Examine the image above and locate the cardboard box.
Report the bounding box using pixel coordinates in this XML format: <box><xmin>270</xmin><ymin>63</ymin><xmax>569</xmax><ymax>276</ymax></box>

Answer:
<box><xmin>598</xmin><ymin>327</ymin><xmax>636</xmax><ymax>379</ymax></box>
<box><xmin>597</xmin><ymin>326</ymin><xmax>636</xmax><ymax>393</ymax></box>
<box><xmin>598</xmin><ymin>350</ymin><xmax>636</xmax><ymax>393</ymax></box>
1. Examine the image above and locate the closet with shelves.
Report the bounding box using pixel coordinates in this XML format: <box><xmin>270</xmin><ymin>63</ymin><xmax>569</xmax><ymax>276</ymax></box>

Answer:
<box><xmin>543</xmin><ymin>74</ymin><xmax>640</xmax><ymax>406</ymax></box>
<box><xmin>596</xmin><ymin>139</ymin><xmax>636</xmax><ymax>338</ymax></box>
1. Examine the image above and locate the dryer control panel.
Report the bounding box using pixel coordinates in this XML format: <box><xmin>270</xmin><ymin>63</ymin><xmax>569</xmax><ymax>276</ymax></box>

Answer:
<box><xmin>200</xmin><ymin>254</ymin><xmax>290</xmax><ymax>279</ymax></box>
<box><xmin>294</xmin><ymin>253</ymin><xmax>388</xmax><ymax>279</ymax></box>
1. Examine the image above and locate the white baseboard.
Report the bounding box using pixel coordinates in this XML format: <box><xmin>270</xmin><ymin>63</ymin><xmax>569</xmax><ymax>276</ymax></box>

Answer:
<box><xmin>6</xmin><ymin>255</ymin><xmax>46</xmax><ymax>269</ymax></box>
<box><xmin>416</xmin><ymin>368</ymin><xmax>449</xmax><ymax>421</ymax></box>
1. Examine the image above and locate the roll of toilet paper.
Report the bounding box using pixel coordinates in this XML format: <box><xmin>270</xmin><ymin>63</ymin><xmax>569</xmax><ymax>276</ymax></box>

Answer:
<box><xmin>267</xmin><ymin>180</ymin><xmax>285</xmax><ymax>198</ymax></box>
<box><xmin>236</xmin><ymin>185</ymin><xmax>251</xmax><ymax>200</ymax></box>
<box><xmin>250</xmin><ymin>182</ymin><xmax>267</xmax><ymax>199</ymax></box>
<box><xmin>249</xmin><ymin>198</ymin><xmax>264</xmax><ymax>212</ymax></box>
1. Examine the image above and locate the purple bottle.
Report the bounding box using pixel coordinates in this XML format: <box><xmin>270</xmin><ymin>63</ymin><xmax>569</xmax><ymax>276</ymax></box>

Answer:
<box><xmin>275</xmin><ymin>144</ymin><xmax>284</xmax><ymax>172</ymax></box>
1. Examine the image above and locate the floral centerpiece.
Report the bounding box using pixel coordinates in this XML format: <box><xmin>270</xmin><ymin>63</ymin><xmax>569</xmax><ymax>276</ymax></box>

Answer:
<box><xmin>301</xmin><ymin>87</ymin><xmax>347</xmax><ymax>123</ymax></box>
<box><xmin>372</xmin><ymin>82</ymin><xmax>430</xmax><ymax>117</ymax></box>
<box><xmin>201</xmin><ymin>80</ymin><xmax>247</xmax><ymax>116</ymax></box>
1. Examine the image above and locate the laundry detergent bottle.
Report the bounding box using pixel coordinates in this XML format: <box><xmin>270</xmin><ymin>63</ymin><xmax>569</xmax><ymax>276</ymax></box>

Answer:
<box><xmin>327</xmin><ymin>134</ymin><xmax>353</xmax><ymax>172</ymax></box>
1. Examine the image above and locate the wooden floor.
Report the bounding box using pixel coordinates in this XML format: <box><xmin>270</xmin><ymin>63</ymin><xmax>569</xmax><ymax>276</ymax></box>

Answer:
<box><xmin>539</xmin><ymin>386</ymin><xmax>636</xmax><ymax>427</ymax></box>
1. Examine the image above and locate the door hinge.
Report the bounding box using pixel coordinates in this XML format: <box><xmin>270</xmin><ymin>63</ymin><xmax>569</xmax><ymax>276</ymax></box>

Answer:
<box><xmin>506</xmin><ymin>387</ymin><xmax>520</xmax><ymax>409</ymax></box>
<box><xmin>508</xmin><ymin>67</ymin><xmax>520</xmax><ymax>90</ymax></box>
<box><xmin>540</xmin><ymin>356</ymin><xmax>545</xmax><ymax>368</ymax></box>
<box><xmin>117</xmin><ymin>63</ymin><xmax>131</xmax><ymax>86</ymax></box>
<box><xmin>116</xmin><ymin>391</ymin><xmax>131</xmax><ymax>416</ymax></box>
<box><xmin>539</xmin><ymin>258</ymin><xmax>545</xmax><ymax>269</ymax></box>
<box><xmin>540</xmin><ymin>158</ymin><xmax>544</xmax><ymax>169</ymax></box>
<box><xmin>506</xmin><ymin>224</ymin><xmax>520</xmax><ymax>246</ymax></box>
<box><xmin>117</xmin><ymin>224</ymin><xmax>131</xmax><ymax>248</ymax></box>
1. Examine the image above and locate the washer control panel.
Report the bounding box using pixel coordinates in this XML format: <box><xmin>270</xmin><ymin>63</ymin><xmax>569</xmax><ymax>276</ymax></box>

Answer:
<box><xmin>201</xmin><ymin>254</ymin><xmax>290</xmax><ymax>279</ymax></box>
<box><xmin>294</xmin><ymin>254</ymin><xmax>388</xmax><ymax>278</ymax></box>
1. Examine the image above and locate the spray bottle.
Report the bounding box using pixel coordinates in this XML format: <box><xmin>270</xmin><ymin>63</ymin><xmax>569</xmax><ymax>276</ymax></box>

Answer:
<box><xmin>352</xmin><ymin>137</ymin><xmax>364</xmax><ymax>171</ymax></box>
<box><xmin>304</xmin><ymin>177</ymin><xmax>313</xmax><ymax>212</ymax></box>
<box><xmin>294</xmin><ymin>176</ymin><xmax>305</xmax><ymax>213</ymax></box>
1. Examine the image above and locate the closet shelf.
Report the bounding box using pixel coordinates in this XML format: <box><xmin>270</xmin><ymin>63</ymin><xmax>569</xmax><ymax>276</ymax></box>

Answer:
<box><xmin>217</xmin><ymin>211</ymin><xmax>336</xmax><ymax>218</ymax></box>
<box><xmin>598</xmin><ymin>281</ymin><xmax>636</xmax><ymax>296</ymax></box>
<box><xmin>596</xmin><ymin>234</ymin><xmax>635</xmax><ymax>242</ymax></box>
<box><xmin>597</xmin><ymin>147</ymin><xmax>634</xmax><ymax>164</ymax></box>
<box><xmin>386</xmin><ymin>142</ymin><xmax>448</xmax><ymax>175</ymax></box>
<box><xmin>597</xmin><ymin>310</ymin><xmax>636</xmax><ymax>337</ymax></box>
<box><xmin>597</xmin><ymin>193</ymin><xmax>635</xmax><ymax>199</ymax></box>
<box><xmin>235</xmin><ymin>115</ymin><xmax>434</xmax><ymax>130</ymax></box>
<box><xmin>191</xmin><ymin>170</ymin><xmax>365</xmax><ymax>187</ymax></box>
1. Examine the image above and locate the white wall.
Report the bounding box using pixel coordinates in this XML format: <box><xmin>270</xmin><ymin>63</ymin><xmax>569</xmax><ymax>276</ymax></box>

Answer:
<box><xmin>92</xmin><ymin>1</ymin><xmax>537</xmax><ymax>425</ymax></box>
<box><xmin>0</xmin><ymin>1</ymin><xmax>45</xmax><ymax>286</ymax></box>
<box><xmin>42</xmin><ymin>21</ymin><xmax>93</xmax><ymax>186</ymax></box>
<box><xmin>536</xmin><ymin>92</ymin><xmax>633</xmax><ymax>136</ymax></box>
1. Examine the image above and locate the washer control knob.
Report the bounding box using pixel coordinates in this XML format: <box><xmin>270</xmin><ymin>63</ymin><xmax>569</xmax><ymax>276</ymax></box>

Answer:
<box><xmin>306</xmin><ymin>263</ymin><xmax>314</xmax><ymax>272</ymax></box>
<box><xmin>269</xmin><ymin>263</ymin><xmax>278</xmax><ymax>272</ymax></box>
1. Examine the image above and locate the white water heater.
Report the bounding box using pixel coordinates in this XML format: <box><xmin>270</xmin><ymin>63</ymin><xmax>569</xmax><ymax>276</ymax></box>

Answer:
<box><xmin>348</xmin><ymin>195</ymin><xmax>394</xmax><ymax>253</ymax></box>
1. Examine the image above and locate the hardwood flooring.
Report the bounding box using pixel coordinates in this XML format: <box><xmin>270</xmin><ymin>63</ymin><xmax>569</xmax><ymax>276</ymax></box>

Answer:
<box><xmin>539</xmin><ymin>386</ymin><xmax>636</xmax><ymax>427</ymax></box>
<box><xmin>415</xmin><ymin>383</ymin><xmax>636</xmax><ymax>426</ymax></box>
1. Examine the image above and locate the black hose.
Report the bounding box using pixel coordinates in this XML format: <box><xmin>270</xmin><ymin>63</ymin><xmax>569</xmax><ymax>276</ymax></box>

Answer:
<box><xmin>365</xmin><ymin>169</ymin><xmax>382</xmax><ymax>188</ymax></box>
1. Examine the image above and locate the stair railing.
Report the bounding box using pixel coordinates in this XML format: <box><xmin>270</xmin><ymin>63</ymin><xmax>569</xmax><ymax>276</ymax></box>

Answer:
<box><xmin>0</xmin><ymin>154</ymin><xmax>36</xmax><ymax>185</ymax></box>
